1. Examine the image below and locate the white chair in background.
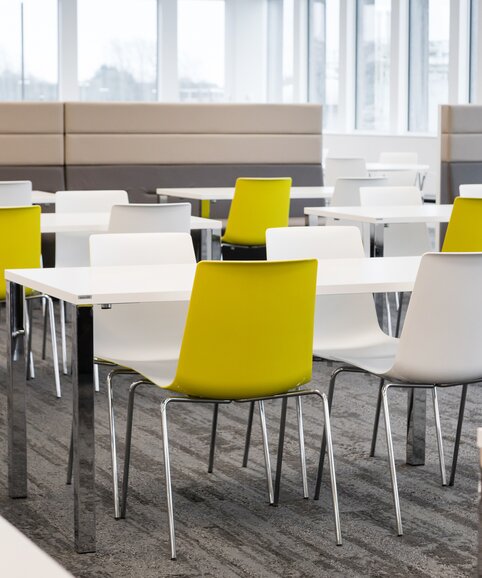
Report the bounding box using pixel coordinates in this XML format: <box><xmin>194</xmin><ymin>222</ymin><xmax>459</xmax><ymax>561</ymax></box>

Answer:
<box><xmin>108</xmin><ymin>203</ymin><xmax>191</xmax><ymax>233</ymax></box>
<box><xmin>459</xmin><ymin>184</ymin><xmax>482</xmax><ymax>198</ymax></box>
<box><xmin>0</xmin><ymin>180</ymin><xmax>32</xmax><ymax>205</ymax></box>
<box><xmin>377</xmin><ymin>152</ymin><xmax>419</xmax><ymax>186</ymax></box>
<box><xmin>90</xmin><ymin>232</ymin><xmax>196</xmax><ymax>518</ymax></box>
<box><xmin>324</xmin><ymin>157</ymin><xmax>367</xmax><ymax>186</ymax></box>
<box><xmin>331</xmin><ymin>177</ymin><xmax>387</xmax><ymax>206</ymax></box>
<box><xmin>55</xmin><ymin>190</ymin><xmax>129</xmax><ymax>378</ymax></box>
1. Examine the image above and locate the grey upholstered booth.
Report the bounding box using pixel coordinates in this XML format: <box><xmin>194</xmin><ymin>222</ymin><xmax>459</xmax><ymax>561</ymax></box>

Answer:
<box><xmin>440</xmin><ymin>104</ymin><xmax>482</xmax><ymax>204</ymax></box>
<box><xmin>0</xmin><ymin>102</ymin><xmax>65</xmax><ymax>191</ymax></box>
<box><xmin>63</xmin><ymin>102</ymin><xmax>323</xmax><ymax>217</ymax></box>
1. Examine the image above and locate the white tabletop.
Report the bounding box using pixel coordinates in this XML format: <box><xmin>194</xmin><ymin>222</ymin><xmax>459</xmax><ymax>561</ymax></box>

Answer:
<box><xmin>304</xmin><ymin>204</ymin><xmax>452</xmax><ymax>224</ymax></box>
<box><xmin>0</xmin><ymin>516</ymin><xmax>73</xmax><ymax>578</ymax></box>
<box><xmin>156</xmin><ymin>186</ymin><xmax>334</xmax><ymax>201</ymax></box>
<box><xmin>366</xmin><ymin>162</ymin><xmax>430</xmax><ymax>173</ymax></box>
<box><xmin>32</xmin><ymin>191</ymin><xmax>56</xmax><ymax>204</ymax></box>
<box><xmin>6</xmin><ymin>256</ymin><xmax>420</xmax><ymax>306</ymax></box>
<box><xmin>40</xmin><ymin>212</ymin><xmax>222</xmax><ymax>233</ymax></box>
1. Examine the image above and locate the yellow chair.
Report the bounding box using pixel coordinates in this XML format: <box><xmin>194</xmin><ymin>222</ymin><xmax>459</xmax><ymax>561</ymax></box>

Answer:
<box><xmin>119</xmin><ymin>260</ymin><xmax>341</xmax><ymax>559</ymax></box>
<box><xmin>221</xmin><ymin>177</ymin><xmax>291</xmax><ymax>259</ymax></box>
<box><xmin>440</xmin><ymin>196</ymin><xmax>482</xmax><ymax>485</ymax></box>
<box><xmin>0</xmin><ymin>206</ymin><xmax>61</xmax><ymax>397</ymax></box>
<box><xmin>442</xmin><ymin>196</ymin><xmax>482</xmax><ymax>252</ymax></box>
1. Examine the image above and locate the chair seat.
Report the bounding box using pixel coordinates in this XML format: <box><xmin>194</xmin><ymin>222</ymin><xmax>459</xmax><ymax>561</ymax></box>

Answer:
<box><xmin>314</xmin><ymin>334</ymin><xmax>398</xmax><ymax>376</ymax></box>
<box><xmin>98</xmin><ymin>355</ymin><xmax>178</xmax><ymax>388</ymax></box>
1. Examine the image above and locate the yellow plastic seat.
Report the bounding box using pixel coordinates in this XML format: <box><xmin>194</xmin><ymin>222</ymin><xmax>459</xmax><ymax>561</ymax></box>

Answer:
<box><xmin>119</xmin><ymin>260</ymin><xmax>342</xmax><ymax>559</ymax></box>
<box><xmin>221</xmin><ymin>178</ymin><xmax>291</xmax><ymax>258</ymax></box>
<box><xmin>0</xmin><ymin>206</ymin><xmax>61</xmax><ymax>397</ymax></box>
<box><xmin>442</xmin><ymin>197</ymin><xmax>482</xmax><ymax>252</ymax></box>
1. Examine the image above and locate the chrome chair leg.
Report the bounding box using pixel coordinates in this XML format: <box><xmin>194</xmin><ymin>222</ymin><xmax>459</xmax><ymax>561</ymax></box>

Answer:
<box><xmin>296</xmin><ymin>397</ymin><xmax>309</xmax><ymax>499</ymax></box>
<box><xmin>385</xmin><ymin>293</ymin><xmax>393</xmax><ymax>337</ymax></box>
<box><xmin>274</xmin><ymin>397</ymin><xmax>288</xmax><ymax>506</ymax></box>
<box><xmin>160</xmin><ymin>399</ymin><xmax>177</xmax><ymax>560</ymax></box>
<box><xmin>432</xmin><ymin>388</ymin><xmax>447</xmax><ymax>486</ymax></box>
<box><xmin>258</xmin><ymin>400</ymin><xmax>274</xmax><ymax>505</ymax></box>
<box><xmin>120</xmin><ymin>380</ymin><xmax>144</xmax><ymax>519</ymax></box>
<box><xmin>449</xmin><ymin>383</ymin><xmax>468</xmax><ymax>486</ymax></box>
<box><xmin>381</xmin><ymin>383</ymin><xmax>403</xmax><ymax>536</ymax></box>
<box><xmin>107</xmin><ymin>371</ymin><xmax>121</xmax><ymax>518</ymax></box>
<box><xmin>60</xmin><ymin>300</ymin><xmax>68</xmax><ymax>375</ymax></box>
<box><xmin>242</xmin><ymin>401</ymin><xmax>255</xmax><ymax>467</ymax></box>
<box><xmin>317</xmin><ymin>391</ymin><xmax>342</xmax><ymax>546</ymax></box>
<box><xmin>208</xmin><ymin>403</ymin><xmax>219</xmax><ymax>473</ymax></box>
<box><xmin>370</xmin><ymin>378</ymin><xmax>385</xmax><ymax>457</ymax></box>
<box><xmin>25</xmin><ymin>298</ymin><xmax>35</xmax><ymax>379</ymax></box>
<box><xmin>41</xmin><ymin>298</ymin><xmax>48</xmax><ymax>360</ymax></box>
<box><xmin>395</xmin><ymin>292</ymin><xmax>405</xmax><ymax>337</ymax></box>
<box><xmin>94</xmin><ymin>363</ymin><xmax>100</xmax><ymax>393</ymax></box>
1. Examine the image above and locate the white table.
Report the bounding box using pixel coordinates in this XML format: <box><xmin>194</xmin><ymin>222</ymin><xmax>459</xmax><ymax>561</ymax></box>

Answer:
<box><xmin>304</xmin><ymin>204</ymin><xmax>452</xmax><ymax>256</ymax></box>
<box><xmin>366</xmin><ymin>162</ymin><xmax>430</xmax><ymax>190</ymax></box>
<box><xmin>156</xmin><ymin>186</ymin><xmax>334</xmax><ymax>219</ymax></box>
<box><xmin>5</xmin><ymin>256</ymin><xmax>420</xmax><ymax>553</ymax></box>
<box><xmin>41</xmin><ymin>213</ymin><xmax>223</xmax><ymax>260</ymax></box>
<box><xmin>32</xmin><ymin>191</ymin><xmax>56</xmax><ymax>205</ymax></box>
<box><xmin>0</xmin><ymin>516</ymin><xmax>73</xmax><ymax>577</ymax></box>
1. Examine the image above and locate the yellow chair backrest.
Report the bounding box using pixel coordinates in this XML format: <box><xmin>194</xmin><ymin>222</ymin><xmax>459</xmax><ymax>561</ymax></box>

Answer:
<box><xmin>0</xmin><ymin>206</ymin><xmax>41</xmax><ymax>300</ymax></box>
<box><xmin>442</xmin><ymin>197</ymin><xmax>482</xmax><ymax>252</ymax></box>
<box><xmin>169</xmin><ymin>260</ymin><xmax>317</xmax><ymax>399</ymax></box>
<box><xmin>222</xmin><ymin>178</ymin><xmax>291</xmax><ymax>246</ymax></box>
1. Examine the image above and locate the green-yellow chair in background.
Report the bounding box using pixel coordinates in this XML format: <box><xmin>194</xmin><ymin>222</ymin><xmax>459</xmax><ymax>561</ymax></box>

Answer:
<box><xmin>0</xmin><ymin>205</ymin><xmax>61</xmax><ymax>397</ymax></box>
<box><xmin>221</xmin><ymin>177</ymin><xmax>291</xmax><ymax>260</ymax></box>
<box><xmin>440</xmin><ymin>195</ymin><xmax>482</xmax><ymax>485</ymax></box>
<box><xmin>118</xmin><ymin>259</ymin><xmax>341</xmax><ymax>559</ymax></box>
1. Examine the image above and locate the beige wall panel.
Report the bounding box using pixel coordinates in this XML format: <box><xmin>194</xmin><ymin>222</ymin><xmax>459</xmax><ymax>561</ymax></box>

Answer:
<box><xmin>440</xmin><ymin>105</ymin><xmax>482</xmax><ymax>134</ymax></box>
<box><xmin>0</xmin><ymin>103</ymin><xmax>64</xmax><ymax>133</ymax></box>
<box><xmin>0</xmin><ymin>135</ymin><xmax>64</xmax><ymax>165</ymax></box>
<box><xmin>441</xmin><ymin>134</ymin><xmax>482</xmax><ymax>162</ymax></box>
<box><xmin>65</xmin><ymin>134</ymin><xmax>322</xmax><ymax>165</ymax></box>
<box><xmin>65</xmin><ymin>103</ymin><xmax>322</xmax><ymax>135</ymax></box>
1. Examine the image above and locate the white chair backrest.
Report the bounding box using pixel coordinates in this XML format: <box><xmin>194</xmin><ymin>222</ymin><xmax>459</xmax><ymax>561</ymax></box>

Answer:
<box><xmin>90</xmin><ymin>233</ymin><xmax>195</xmax><ymax>363</ymax></box>
<box><xmin>56</xmin><ymin>190</ymin><xmax>128</xmax><ymax>213</ymax></box>
<box><xmin>331</xmin><ymin>177</ymin><xmax>387</xmax><ymax>206</ymax></box>
<box><xmin>378</xmin><ymin>152</ymin><xmax>418</xmax><ymax>164</ymax></box>
<box><xmin>392</xmin><ymin>252</ymin><xmax>482</xmax><ymax>384</ymax></box>
<box><xmin>459</xmin><ymin>184</ymin><xmax>482</xmax><ymax>198</ymax></box>
<box><xmin>266</xmin><ymin>226</ymin><xmax>382</xmax><ymax>353</ymax></box>
<box><xmin>0</xmin><ymin>180</ymin><xmax>32</xmax><ymax>206</ymax></box>
<box><xmin>108</xmin><ymin>203</ymin><xmax>191</xmax><ymax>233</ymax></box>
<box><xmin>55</xmin><ymin>190</ymin><xmax>129</xmax><ymax>267</ymax></box>
<box><xmin>360</xmin><ymin>186</ymin><xmax>430</xmax><ymax>256</ymax></box>
<box><xmin>324</xmin><ymin>158</ymin><xmax>367</xmax><ymax>187</ymax></box>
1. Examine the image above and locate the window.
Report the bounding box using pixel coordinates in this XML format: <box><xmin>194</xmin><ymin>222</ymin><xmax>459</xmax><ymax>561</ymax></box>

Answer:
<box><xmin>408</xmin><ymin>0</ymin><xmax>450</xmax><ymax>132</ymax></box>
<box><xmin>308</xmin><ymin>0</ymin><xmax>340</xmax><ymax>130</ymax></box>
<box><xmin>355</xmin><ymin>0</ymin><xmax>391</xmax><ymax>131</ymax></box>
<box><xmin>178</xmin><ymin>0</ymin><xmax>225</xmax><ymax>102</ymax></box>
<box><xmin>469</xmin><ymin>0</ymin><xmax>478</xmax><ymax>102</ymax></box>
<box><xmin>78</xmin><ymin>0</ymin><xmax>157</xmax><ymax>101</ymax></box>
<box><xmin>0</xmin><ymin>0</ymin><xmax>58</xmax><ymax>100</ymax></box>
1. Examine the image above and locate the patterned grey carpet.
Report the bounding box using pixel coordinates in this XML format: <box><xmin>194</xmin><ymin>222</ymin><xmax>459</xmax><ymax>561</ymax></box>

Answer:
<box><xmin>0</xmin><ymin>303</ymin><xmax>479</xmax><ymax>577</ymax></box>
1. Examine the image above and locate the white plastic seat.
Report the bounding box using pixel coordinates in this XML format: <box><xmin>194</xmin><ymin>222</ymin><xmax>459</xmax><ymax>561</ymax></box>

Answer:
<box><xmin>55</xmin><ymin>190</ymin><xmax>129</xmax><ymax>377</ymax></box>
<box><xmin>459</xmin><ymin>184</ymin><xmax>482</xmax><ymax>198</ymax></box>
<box><xmin>359</xmin><ymin>186</ymin><xmax>430</xmax><ymax>257</ymax></box>
<box><xmin>313</xmin><ymin>252</ymin><xmax>482</xmax><ymax>536</ymax></box>
<box><xmin>324</xmin><ymin>158</ymin><xmax>367</xmax><ymax>187</ymax></box>
<box><xmin>89</xmin><ymin>232</ymin><xmax>196</xmax><ymax>518</ymax></box>
<box><xmin>0</xmin><ymin>180</ymin><xmax>32</xmax><ymax>205</ymax></box>
<box><xmin>108</xmin><ymin>203</ymin><xmax>191</xmax><ymax>233</ymax></box>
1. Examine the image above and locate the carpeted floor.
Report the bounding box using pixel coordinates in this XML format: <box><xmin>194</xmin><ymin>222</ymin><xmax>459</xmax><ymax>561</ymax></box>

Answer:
<box><xmin>0</xmin><ymin>303</ymin><xmax>479</xmax><ymax>577</ymax></box>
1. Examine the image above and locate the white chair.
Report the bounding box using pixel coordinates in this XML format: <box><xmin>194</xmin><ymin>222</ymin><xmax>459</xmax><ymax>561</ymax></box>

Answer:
<box><xmin>263</xmin><ymin>225</ymin><xmax>397</xmax><ymax>499</ymax></box>
<box><xmin>331</xmin><ymin>177</ymin><xmax>387</xmax><ymax>207</ymax></box>
<box><xmin>55</xmin><ymin>190</ymin><xmax>129</xmax><ymax>376</ymax></box>
<box><xmin>459</xmin><ymin>184</ymin><xmax>482</xmax><ymax>198</ymax></box>
<box><xmin>90</xmin><ymin>232</ymin><xmax>196</xmax><ymax>518</ymax></box>
<box><xmin>108</xmin><ymin>203</ymin><xmax>191</xmax><ymax>233</ymax></box>
<box><xmin>315</xmin><ymin>252</ymin><xmax>482</xmax><ymax>535</ymax></box>
<box><xmin>377</xmin><ymin>152</ymin><xmax>419</xmax><ymax>186</ymax></box>
<box><xmin>324</xmin><ymin>158</ymin><xmax>367</xmax><ymax>187</ymax></box>
<box><xmin>359</xmin><ymin>186</ymin><xmax>430</xmax><ymax>257</ymax></box>
<box><xmin>0</xmin><ymin>180</ymin><xmax>32</xmax><ymax>205</ymax></box>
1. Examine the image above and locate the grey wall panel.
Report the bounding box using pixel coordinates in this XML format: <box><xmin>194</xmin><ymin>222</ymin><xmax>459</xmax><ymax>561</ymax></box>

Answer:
<box><xmin>442</xmin><ymin>161</ymin><xmax>482</xmax><ymax>202</ymax></box>
<box><xmin>0</xmin><ymin>166</ymin><xmax>65</xmax><ymax>192</ymax></box>
<box><xmin>65</xmin><ymin>164</ymin><xmax>323</xmax><ymax>217</ymax></box>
